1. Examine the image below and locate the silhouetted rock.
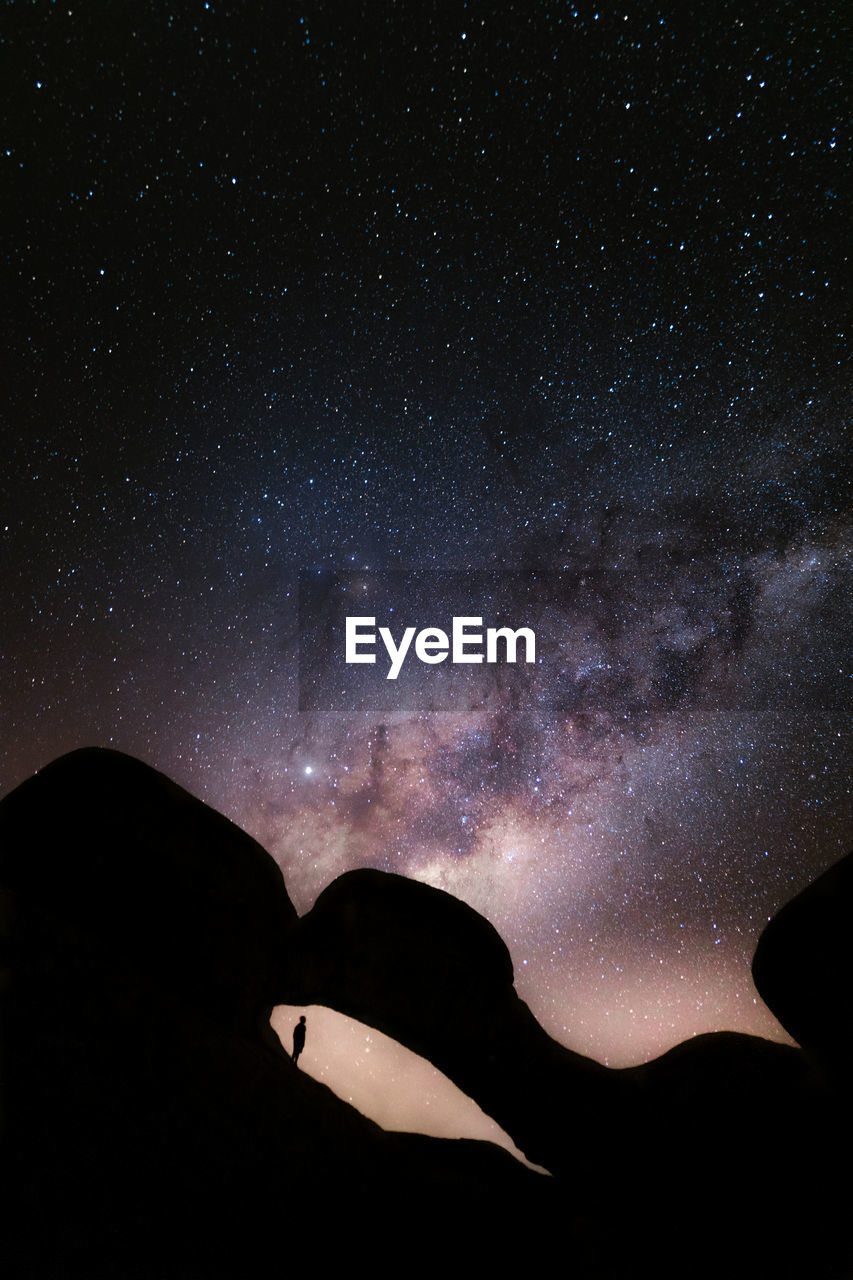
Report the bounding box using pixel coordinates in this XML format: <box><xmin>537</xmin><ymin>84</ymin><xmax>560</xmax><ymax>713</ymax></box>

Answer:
<box><xmin>753</xmin><ymin>849</ymin><xmax>853</xmax><ymax>1067</ymax></box>
<box><xmin>279</xmin><ymin>867</ymin><xmax>622</xmax><ymax>1177</ymax></box>
<box><xmin>0</xmin><ymin>749</ymin><xmax>551</xmax><ymax>1277</ymax></box>
<box><xmin>2</xmin><ymin>748</ymin><xmax>851</xmax><ymax>1278</ymax></box>
<box><xmin>280</xmin><ymin>865</ymin><xmax>853</xmax><ymax>1277</ymax></box>
<box><xmin>624</xmin><ymin>1029</ymin><xmax>845</xmax><ymax>1276</ymax></box>
<box><xmin>0</xmin><ymin>747</ymin><xmax>298</xmax><ymax>1031</ymax></box>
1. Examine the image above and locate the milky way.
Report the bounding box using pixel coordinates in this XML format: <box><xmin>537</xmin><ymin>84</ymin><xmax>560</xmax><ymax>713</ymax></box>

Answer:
<box><xmin>2</xmin><ymin>0</ymin><xmax>849</xmax><ymax>1126</ymax></box>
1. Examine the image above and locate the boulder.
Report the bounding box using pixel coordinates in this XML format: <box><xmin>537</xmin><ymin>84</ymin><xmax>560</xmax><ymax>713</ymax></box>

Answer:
<box><xmin>0</xmin><ymin>746</ymin><xmax>297</xmax><ymax>1026</ymax></box>
<box><xmin>280</xmin><ymin>867</ymin><xmax>615</xmax><ymax>1175</ymax></box>
<box><xmin>0</xmin><ymin>749</ymin><xmax>549</xmax><ymax>1276</ymax></box>
<box><xmin>753</xmin><ymin>850</ymin><xmax>853</xmax><ymax>1066</ymax></box>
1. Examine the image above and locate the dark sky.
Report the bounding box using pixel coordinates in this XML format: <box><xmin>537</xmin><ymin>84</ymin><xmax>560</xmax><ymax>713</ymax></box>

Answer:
<box><xmin>2</xmin><ymin>0</ymin><xmax>850</xmax><ymax>1086</ymax></box>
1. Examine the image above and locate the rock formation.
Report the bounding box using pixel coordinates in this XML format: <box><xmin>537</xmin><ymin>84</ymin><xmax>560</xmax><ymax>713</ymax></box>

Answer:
<box><xmin>752</xmin><ymin>849</ymin><xmax>853</xmax><ymax>1069</ymax></box>
<box><xmin>279</xmin><ymin>866</ymin><xmax>618</xmax><ymax>1178</ymax></box>
<box><xmin>0</xmin><ymin>747</ymin><xmax>850</xmax><ymax>1277</ymax></box>
<box><xmin>0</xmin><ymin>749</ymin><xmax>546</xmax><ymax>1276</ymax></box>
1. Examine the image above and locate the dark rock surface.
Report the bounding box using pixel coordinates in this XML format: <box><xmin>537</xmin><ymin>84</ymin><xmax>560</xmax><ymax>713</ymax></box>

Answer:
<box><xmin>1</xmin><ymin>748</ymin><xmax>851</xmax><ymax>1277</ymax></box>
<box><xmin>623</xmin><ymin>1028</ymin><xmax>843</xmax><ymax>1276</ymax></box>
<box><xmin>280</xmin><ymin>864</ymin><xmax>853</xmax><ymax>1277</ymax></box>
<box><xmin>0</xmin><ymin>749</ymin><xmax>548</xmax><ymax>1277</ymax></box>
<box><xmin>752</xmin><ymin>849</ymin><xmax>853</xmax><ymax>1067</ymax></box>
<box><xmin>279</xmin><ymin>867</ymin><xmax>618</xmax><ymax>1178</ymax></box>
<box><xmin>0</xmin><ymin>746</ymin><xmax>297</xmax><ymax>1032</ymax></box>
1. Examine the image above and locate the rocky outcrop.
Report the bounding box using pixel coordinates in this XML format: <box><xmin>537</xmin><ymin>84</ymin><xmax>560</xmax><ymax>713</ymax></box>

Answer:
<box><xmin>278</xmin><ymin>865</ymin><xmax>851</xmax><ymax>1276</ymax></box>
<box><xmin>1</xmin><ymin>748</ymin><xmax>850</xmax><ymax>1277</ymax></box>
<box><xmin>0</xmin><ymin>749</ymin><xmax>547</xmax><ymax>1277</ymax></box>
<box><xmin>752</xmin><ymin>849</ymin><xmax>853</xmax><ymax>1067</ymax></box>
<box><xmin>279</xmin><ymin>867</ymin><xmax>618</xmax><ymax>1177</ymax></box>
<box><xmin>0</xmin><ymin>747</ymin><xmax>298</xmax><ymax>1031</ymax></box>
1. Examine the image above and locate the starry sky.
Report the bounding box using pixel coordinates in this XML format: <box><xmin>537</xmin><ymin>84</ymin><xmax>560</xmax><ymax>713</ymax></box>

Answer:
<box><xmin>2</xmin><ymin>0</ymin><xmax>850</xmax><ymax>1129</ymax></box>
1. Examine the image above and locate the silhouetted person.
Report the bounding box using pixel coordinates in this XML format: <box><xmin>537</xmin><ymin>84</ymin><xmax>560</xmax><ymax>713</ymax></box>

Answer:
<box><xmin>292</xmin><ymin>1014</ymin><xmax>307</xmax><ymax>1065</ymax></box>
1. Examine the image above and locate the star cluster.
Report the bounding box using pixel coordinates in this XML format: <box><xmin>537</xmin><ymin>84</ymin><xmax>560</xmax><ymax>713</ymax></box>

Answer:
<box><xmin>1</xmin><ymin>0</ymin><xmax>849</xmax><ymax>1111</ymax></box>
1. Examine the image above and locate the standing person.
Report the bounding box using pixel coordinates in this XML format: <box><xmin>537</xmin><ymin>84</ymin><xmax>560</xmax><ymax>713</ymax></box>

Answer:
<box><xmin>291</xmin><ymin>1014</ymin><xmax>307</xmax><ymax>1065</ymax></box>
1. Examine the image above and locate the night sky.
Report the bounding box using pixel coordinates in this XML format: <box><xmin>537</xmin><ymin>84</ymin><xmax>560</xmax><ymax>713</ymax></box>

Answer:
<box><xmin>2</xmin><ymin>0</ymin><xmax>850</xmax><ymax>1133</ymax></box>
